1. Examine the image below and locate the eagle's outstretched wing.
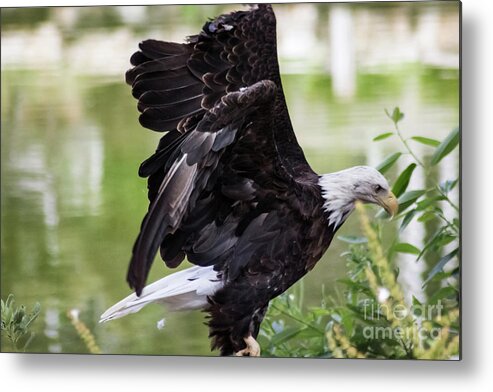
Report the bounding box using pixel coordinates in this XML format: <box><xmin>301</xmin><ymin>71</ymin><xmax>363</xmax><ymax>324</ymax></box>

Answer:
<box><xmin>126</xmin><ymin>4</ymin><xmax>324</xmax><ymax>296</ymax></box>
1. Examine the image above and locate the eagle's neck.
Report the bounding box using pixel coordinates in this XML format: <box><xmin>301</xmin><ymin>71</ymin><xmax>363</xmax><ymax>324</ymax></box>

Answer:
<box><xmin>318</xmin><ymin>172</ymin><xmax>357</xmax><ymax>229</ymax></box>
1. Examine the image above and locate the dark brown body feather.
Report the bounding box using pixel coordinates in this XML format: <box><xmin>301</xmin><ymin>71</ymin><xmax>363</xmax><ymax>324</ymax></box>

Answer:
<box><xmin>126</xmin><ymin>4</ymin><xmax>336</xmax><ymax>355</ymax></box>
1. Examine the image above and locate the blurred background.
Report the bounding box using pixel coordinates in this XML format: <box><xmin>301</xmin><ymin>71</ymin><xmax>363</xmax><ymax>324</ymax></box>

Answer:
<box><xmin>1</xmin><ymin>2</ymin><xmax>459</xmax><ymax>356</ymax></box>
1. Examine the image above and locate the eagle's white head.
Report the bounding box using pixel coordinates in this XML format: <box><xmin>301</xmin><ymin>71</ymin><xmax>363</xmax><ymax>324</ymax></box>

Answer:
<box><xmin>319</xmin><ymin>166</ymin><xmax>398</xmax><ymax>228</ymax></box>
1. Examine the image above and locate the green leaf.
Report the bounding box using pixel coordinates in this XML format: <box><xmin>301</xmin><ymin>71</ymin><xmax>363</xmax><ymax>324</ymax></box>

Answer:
<box><xmin>392</xmin><ymin>107</ymin><xmax>404</xmax><ymax>124</ymax></box>
<box><xmin>418</xmin><ymin>211</ymin><xmax>436</xmax><ymax>223</ymax></box>
<box><xmin>296</xmin><ymin>327</ymin><xmax>325</xmax><ymax>340</ymax></box>
<box><xmin>412</xmin><ymin>295</ymin><xmax>422</xmax><ymax>307</ymax></box>
<box><xmin>391</xmin><ymin>163</ymin><xmax>416</xmax><ymax>197</ymax></box>
<box><xmin>376</xmin><ymin>152</ymin><xmax>402</xmax><ymax>174</ymax></box>
<box><xmin>271</xmin><ymin>326</ymin><xmax>305</xmax><ymax>345</ymax></box>
<box><xmin>400</xmin><ymin>209</ymin><xmax>417</xmax><ymax>232</ymax></box>
<box><xmin>415</xmin><ymin>196</ymin><xmax>447</xmax><ymax>211</ymax></box>
<box><xmin>427</xmin><ymin>270</ymin><xmax>454</xmax><ymax>283</ymax></box>
<box><xmin>385</xmin><ymin>107</ymin><xmax>404</xmax><ymax>125</ymax></box>
<box><xmin>451</xmin><ymin>266</ymin><xmax>460</xmax><ymax>279</ymax></box>
<box><xmin>373</xmin><ymin>132</ymin><xmax>394</xmax><ymax>142</ymax></box>
<box><xmin>422</xmin><ymin>248</ymin><xmax>459</xmax><ymax>286</ymax></box>
<box><xmin>337</xmin><ymin>235</ymin><xmax>368</xmax><ymax>244</ymax></box>
<box><xmin>417</xmin><ymin>228</ymin><xmax>446</xmax><ymax>260</ymax></box>
<box><xmin>411</xmin><ymin>296</ymin><xmax>424</xmax><ymax>316</ymax></box>
<box><xmin>439</xmin><ymin>179</ymin><xmax>459</xmax><ymax>195</ymax></box>
<box><xmin>435</xmin><ymin>234</ymin><xmax>456</xmax><ymax>248</ymax></box>
<box><xmin>430</xmin><ymin>127</ymin><xmax>459</xmax><ymax>166</ymax></box>
<box><xmin>23</xmin><ymin>303</ymin><xmax>40</xmax><ymax>330</ymax></box>
<box><xmin>392</xmin><ymin>242</ymin><xmax>420</xmax><ymax>255</ymax></box>
<box><xmin>418</xmin><ymin>228</ymin><xmax>457</xmax><ymax>261</ymax></box>
<box><xmin>397</xmin><ymin>190</ymin><xmax>426</xmax><ymax>214</ymax></box>
<box><xmin>337</xmin><ymin>279</ymin><xmax>372</xmax><ymax>295</ymax></box>
<box><xmin>410</xmin><ymin>136</ymin><xmax>441</xmax><ymax>147</ymax></box>
<box><xmin>428</xmin><ymin>286</ymin><xmax>458</xmax><ymax>305</ymax></box>
<box><xmin>309</xmin><ymin>307</ymin><xmax>332</xmax><ymax>318</ymax></box>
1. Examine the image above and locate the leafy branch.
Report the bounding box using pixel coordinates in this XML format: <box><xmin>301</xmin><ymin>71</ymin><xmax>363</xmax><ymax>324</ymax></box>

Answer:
<box><xmin>1</xmin><ymin>294</ymin><xmax>41</xmax><ymax>352</ymax></box>
<box><xmin>261</xmin><ymin>107</ymin><xmax>460</xmax><ymax>359</ymax></box>
<box><xmin>384</xmin><ymin>107</ymin><xmax>426</xmax><ymax>168</ymax></box>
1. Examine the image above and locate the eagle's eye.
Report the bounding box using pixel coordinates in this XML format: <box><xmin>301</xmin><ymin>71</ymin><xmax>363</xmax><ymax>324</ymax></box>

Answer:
<box><xmin>374</xmin><ymin>184</ymin><xmax>384</xmax><ymax>193</ymax></box>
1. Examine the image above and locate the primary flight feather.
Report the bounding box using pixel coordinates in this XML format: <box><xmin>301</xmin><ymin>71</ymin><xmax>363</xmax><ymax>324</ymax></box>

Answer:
<box><xmin>100</xmin><ymin>4</ymin><xmax>398</xmax><ymax>356</ymax></box>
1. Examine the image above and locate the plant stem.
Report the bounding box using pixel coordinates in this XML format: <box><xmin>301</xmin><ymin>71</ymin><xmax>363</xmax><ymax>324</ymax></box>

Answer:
<box><xmin>436</xmin><ymin>212</ymin><xmax>459</xmax><ymax>234</ymax></box>
<box><xmin>395</xmin><ymin>123</ymin><xmax>426</xmax><ymax>168</ymax></box>
<box><xmin>395</xmin><ymin>122</ymin><xmax>459</xmax><ymax>213</ymax></box>
<box><xmin>437</xmin><ymin>188</ymin><xmax>460</xmax><ymax>212</ymax></box>
<box><xmin>270</xmin><ymin>303</ymin><xmax>325</xmax><ymax>335</ymax></box>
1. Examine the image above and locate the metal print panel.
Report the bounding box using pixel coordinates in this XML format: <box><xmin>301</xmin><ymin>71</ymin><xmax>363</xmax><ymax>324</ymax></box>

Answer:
<box><xmin>1</xmin><ymin>2</ymin><xmax>460</xmax><ymax>359</ymax></box>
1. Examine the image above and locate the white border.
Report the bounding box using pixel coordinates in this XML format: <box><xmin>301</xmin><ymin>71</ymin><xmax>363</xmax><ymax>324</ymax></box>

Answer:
<box><xmin>2</xmin><ymin>0</ymin><xmax>493</xmax><ymax>390</ymax></box>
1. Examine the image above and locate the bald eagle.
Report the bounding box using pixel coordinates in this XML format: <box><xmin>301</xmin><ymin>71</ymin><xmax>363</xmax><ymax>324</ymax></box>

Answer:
<box><xmin>100</xmin><ymin>4</ymin><xmax>398</xmax><ymax>356</ymax></box>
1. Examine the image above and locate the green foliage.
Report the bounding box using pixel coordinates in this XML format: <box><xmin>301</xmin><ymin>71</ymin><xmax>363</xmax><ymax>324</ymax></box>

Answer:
<box><xmin>391</xmin><ymin>242</ymin><xmax>421</xmax><ymax>255</ymax></box>
<box><xmin>259</xmin><ymin>281</ymin><xmax>336</xmax><ymax>358</ymax></box>
<box><xmin>392</xmin><ymin>163</ymin><xmax>416</xmax><ymax>197</ymax></box>
<box><xmin>1</xmin><ymin>294</ymin><xmax>41</xmax><ymax>352</ymax></box>
<box><xmin>373</xmin><ymin>132</ymin><xmax>394</xmax><ymax>142</ymax></box>
<box><xmin>396</xmin><ymin>190</ymin><xmax>427</xmax><ymax>214</ymax></box>
<box><xmin>261</xmin><ymin>107</ymin><xmax>459</xmax><ymax>359</ymax></box>
<box><xmin>430</xmin><ymin>127</ymin><xmax>460</xmax><ymax>166</ymax></box>
<box><xmin>385</xmin><ymin>107</ymin><xmax>405</xmax><ymax>125</ymax></box>
<box><xmin>376</xmin><ymin>152</ymin><xmax>402</xmax><ymax>174</ymax></box>
<box><xmin>410</xmin><ymin>136</ymin><xmax>441</xmax><ymax>148</ymax></box>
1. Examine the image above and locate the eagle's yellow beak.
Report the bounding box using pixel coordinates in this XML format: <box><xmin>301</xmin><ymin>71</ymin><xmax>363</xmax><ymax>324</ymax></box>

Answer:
<box><xmin>377</xmin><ymin>191</ymin><xmax>399</xmax><ymax>218</ymax></box>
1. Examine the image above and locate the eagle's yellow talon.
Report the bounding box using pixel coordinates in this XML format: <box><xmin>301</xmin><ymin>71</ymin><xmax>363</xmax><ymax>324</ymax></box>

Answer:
<box><xmin>234</xmin><ymin>335</ymin><xmax>261</xmax><ymax>357</ymax></box>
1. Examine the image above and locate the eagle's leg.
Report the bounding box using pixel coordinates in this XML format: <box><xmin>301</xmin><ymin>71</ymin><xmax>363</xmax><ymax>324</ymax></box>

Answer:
<box><xmin>234</xmin><ymin>335</ymin><xmax>261</xmax><ymax>357</ymax></box>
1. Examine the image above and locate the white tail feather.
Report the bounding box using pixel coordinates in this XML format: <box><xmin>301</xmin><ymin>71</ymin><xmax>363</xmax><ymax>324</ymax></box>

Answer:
<box><xmin>99</xmin><ymin>266</ymin><xmax>222</xmax><ymax>323</ymax></box>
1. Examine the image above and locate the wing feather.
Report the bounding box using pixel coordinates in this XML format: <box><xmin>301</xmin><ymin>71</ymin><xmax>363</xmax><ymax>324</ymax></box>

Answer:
<box><xmin>127</xmin><ymin>80</ymin><xmax>279</xmax><ymax>294</ymax></box>
<box><xmin>126</xmin><ymin>5</ymin><xmax>323</xmax><ymax>296</ymax></box>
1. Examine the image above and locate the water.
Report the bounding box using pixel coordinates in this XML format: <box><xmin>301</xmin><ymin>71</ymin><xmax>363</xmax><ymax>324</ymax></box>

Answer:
<box><xmin>1</xmin><ymin>3</ymin><xmax>459</xmax><ymax>356</ymax></box>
